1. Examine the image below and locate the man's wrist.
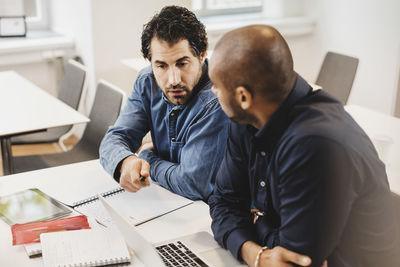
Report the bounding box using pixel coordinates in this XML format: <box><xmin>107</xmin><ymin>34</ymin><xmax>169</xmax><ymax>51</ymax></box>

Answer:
<box><xmin>241</xmin><ymin>241</ymin><xmax>262</xmax><ymax>266</ymax></box>
<box><xmin>120</xmin><ymin>155</ymin><xmax>138</xmax><ymax>174</ymax></box>
<box><xmin>254</xmin><ymin>246</ymin><xmax>269</xmax><ymax>267</ymax></box>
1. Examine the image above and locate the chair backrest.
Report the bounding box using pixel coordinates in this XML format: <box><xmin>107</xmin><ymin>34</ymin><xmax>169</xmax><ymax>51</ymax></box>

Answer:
<box><xmin>58</xmin><ymin>59</ymin><xmax>86</xmax><ymax>110</ymax></box>
<box><xmin>77</xmin><ymin>80</ymin><xmax>125</xmax><ymax>156</ymax></box>
<box><xmin>394</xmin><ymin>67</ymin><xmax>400</xmax><ymax>118</ymax></box>
<box><xmin>316</xmin><ymin>51</ymin><xmax>359</xmax><ymax>104</ymax></box>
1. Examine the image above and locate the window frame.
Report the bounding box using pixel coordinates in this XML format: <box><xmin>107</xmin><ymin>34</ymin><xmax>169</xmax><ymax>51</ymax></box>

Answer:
<box><xmin>194</xmin><ymin>0</ymin><xmax>263</xmax><ymax>17</ymax></box>
<box><xmin>24</xmin><ymin>0</ymin><xmax>49</xmax><ymax>30</ymax></box>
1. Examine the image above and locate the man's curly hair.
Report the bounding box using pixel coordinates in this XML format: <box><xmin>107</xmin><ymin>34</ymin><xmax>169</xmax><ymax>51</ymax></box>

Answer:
<box><xmin>141</xmin><ymin>6</ymin><xmax>208</xmax><ymax>60</ymax></box>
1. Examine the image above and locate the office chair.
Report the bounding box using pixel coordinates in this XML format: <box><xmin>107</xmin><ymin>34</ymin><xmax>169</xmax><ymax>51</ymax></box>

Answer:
<box><xmin>316</xmin><ymin>51</ymin><xmax>359</xmax><ymax>104</ymax></box>
<box><xmin>393</xmin><ymin>193</ymin><xmax>400</xmax><ymax>222</ymax></box>
<box><xmin>11</xmin><ymin>59</ymin><xmax>86</xmax><ymax>145</ymax></box>
<box><xmin>12</xmin><ymin>80</ymin><xmax>125</xmax><ymax>174</ymax></box>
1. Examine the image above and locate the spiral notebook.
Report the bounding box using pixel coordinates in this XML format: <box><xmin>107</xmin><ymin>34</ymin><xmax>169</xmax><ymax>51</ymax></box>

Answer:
<box><xmin>41</xmin><ymin>228</ymin><xmax>130</xmax><ymax>267</ymax></box>
<box><xmin>71</xmin><ymin>183</ymin><xmax>193</xmax><ymax>227</ymax></box>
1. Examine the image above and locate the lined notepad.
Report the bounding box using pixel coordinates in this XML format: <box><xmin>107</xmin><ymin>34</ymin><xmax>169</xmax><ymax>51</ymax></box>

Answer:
<box><xmin>73</xmin><ymin>184</ymin><xmax>193</xmax><ymax>227</ymax></box>
<box><xmin>41</xmin><ymin>228</ymin><xmax>131</xmax><ymax>267</ymax></box>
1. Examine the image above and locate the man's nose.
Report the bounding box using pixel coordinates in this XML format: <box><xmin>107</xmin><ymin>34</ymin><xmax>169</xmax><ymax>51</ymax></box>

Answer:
<box><xmin>168</xmin><ymin>67</ymin><xmax>181</xmax><ymax>86</ymax></box>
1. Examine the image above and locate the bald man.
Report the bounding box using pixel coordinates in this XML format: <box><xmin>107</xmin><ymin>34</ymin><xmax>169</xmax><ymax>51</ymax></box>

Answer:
<box><xmin>208</xmin><ymin>25</ymin><xmax>400</xmax><ymax>267</ymax></box>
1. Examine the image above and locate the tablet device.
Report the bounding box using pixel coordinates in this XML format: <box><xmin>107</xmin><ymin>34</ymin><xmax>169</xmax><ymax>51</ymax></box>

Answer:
<box><xmin>0</xmin><ymin>188</ymin><xmax>72</xmax><ymax>225</ymax></box>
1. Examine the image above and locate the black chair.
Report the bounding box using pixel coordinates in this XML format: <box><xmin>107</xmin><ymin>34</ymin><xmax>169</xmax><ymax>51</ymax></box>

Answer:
<box><xmin>12</xmin><ymin>80</ymin><xmax>125</xmax><ymax>174</ymax></box>
<box><xmin>316</xmin><ymin>51</ymin><xmax>359</xmax><ymax>104</ymax></box>
<box><xmin>11</xmin><ymin>59</ymin><xmax>86</xmax><ymax>145</ymax></box>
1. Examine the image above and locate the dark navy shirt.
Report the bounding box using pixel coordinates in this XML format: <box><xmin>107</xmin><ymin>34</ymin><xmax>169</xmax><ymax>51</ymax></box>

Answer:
<box><xmin>209</xmin><ymin>75</ymin><xmax>400</xmax><ymax>267</ymax></box>
<box><xmin>100</xmin><ymin>61</ymin><xmax>229</xmax><ymax>200</ymax></box>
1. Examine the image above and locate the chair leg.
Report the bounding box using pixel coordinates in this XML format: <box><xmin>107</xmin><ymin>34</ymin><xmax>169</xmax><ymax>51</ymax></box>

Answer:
<box><xmin>59</xmin><ymin>135</ymin><xmax>69</xmax><ymax>152</ymax></box>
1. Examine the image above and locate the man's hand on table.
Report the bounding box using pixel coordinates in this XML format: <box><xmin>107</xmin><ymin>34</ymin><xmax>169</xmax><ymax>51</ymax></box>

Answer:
<box><xmin>119</xmin><ymin>155</ymin><xmax>150</xmax><ymax>192</ymax></box>
<box><xmin>241</xmin><ymin>241</ymin><xmax>327</xmax><ymax>267</ymax></box>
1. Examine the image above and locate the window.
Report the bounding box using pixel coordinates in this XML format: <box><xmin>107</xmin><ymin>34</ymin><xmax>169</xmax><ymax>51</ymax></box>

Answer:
<box><xmin>193</xmin><ymin>0</ymin><xmax>263</xmax><ymax>17</ymax></box>
<box><xmin>24</xmin><ymin>0</ymin><xmax>49</xmax><ymax>30</ymax></box>
<box><xmin>0</xmin><ymin>0</ymin><xmax>48</xmax><ymax>29</ymax></box>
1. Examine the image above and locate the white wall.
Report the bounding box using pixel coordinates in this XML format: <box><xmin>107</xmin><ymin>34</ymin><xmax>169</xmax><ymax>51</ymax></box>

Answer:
<box><xmin>0</xmin><ymin>0</ymin><xmax>23</xmax><ymax>16</ymax></box>
<box><xmin>49</xmin><ymin>0</ymin><xmax>94</xmax><ymax>138</ymax></box>
<box><xmin>50</xmin><ymin>0</ymin><xmax>191</xmax><ymax>104</ymax></box>
<box><xmin>48</xmin><ymin>0</ymin><xmax>191</xmax><ymax>137</ymax></box>
<box><xmin>291</xmin><ymin>0</ymin><xmax>400</xmax><ymax>114</ymax></box>
<box><xmin>50</xmin><ymin>0</ymin><xmax>94</xmax><ymax>114</ymax></box>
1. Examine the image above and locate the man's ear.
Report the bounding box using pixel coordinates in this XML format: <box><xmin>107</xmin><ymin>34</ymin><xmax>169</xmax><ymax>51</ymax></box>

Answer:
<box><xmin>200</xmin><ymin>51</ymin><xmax>207</xmax><ymax>63</ymax></box>
<box><xmin>235</xmin><ymin>86</ymin><xmax>252</xmax><ymax>110</ymax></box>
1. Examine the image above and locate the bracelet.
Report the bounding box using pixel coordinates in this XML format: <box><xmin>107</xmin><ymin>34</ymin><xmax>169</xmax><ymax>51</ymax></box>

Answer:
<box><xmin>254</xmin><ymin>246</ymin><xmax>268</xmax><ymax>267</ymax></box>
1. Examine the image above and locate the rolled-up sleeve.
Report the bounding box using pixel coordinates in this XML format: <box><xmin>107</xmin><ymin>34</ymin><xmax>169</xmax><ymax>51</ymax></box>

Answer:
<box><xmin>99</xmin><ymin>76</ymin><xmax>150</xmax><ymax>180</ymax></box>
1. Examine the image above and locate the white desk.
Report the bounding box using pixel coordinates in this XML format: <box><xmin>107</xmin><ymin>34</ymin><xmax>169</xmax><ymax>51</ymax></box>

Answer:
<box><xmin>0</xmin><ymin>71</ymin><xmax>89</xmax><ymax>175</ymax></box>
<box><xmin>345</xmin><ymin>104</ymin><xmax>400</xmax><ymax>195</ymax></box>
<box><xmin>0</xmin><ymin>160</ymin><xmax>212</xmax><ymax>267</ymax></box>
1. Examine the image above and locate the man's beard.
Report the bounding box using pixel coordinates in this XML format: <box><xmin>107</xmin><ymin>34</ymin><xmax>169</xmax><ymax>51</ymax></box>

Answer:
<box><xmin>165</xmin><ymin>84</ymin><xmax>191</xmax><ymax>105</ymax></box>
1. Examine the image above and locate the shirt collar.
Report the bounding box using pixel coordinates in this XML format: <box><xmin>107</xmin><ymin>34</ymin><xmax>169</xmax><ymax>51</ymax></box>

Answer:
<box><xmin>250</xmin><ymin>74</ymin><xmax>313</xmax><ymax>152</ymax></box>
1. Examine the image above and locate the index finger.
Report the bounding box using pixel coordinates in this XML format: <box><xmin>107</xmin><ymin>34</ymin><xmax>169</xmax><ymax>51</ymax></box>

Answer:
<box><xmin>138</xmin><ymin>160</ymin><xmax>150</xmax><ymax>186</ymax></box>
<box><xmin>139</xmin><ymin>159</ymin><xmax>150</xmax><ymax>178</ymax></box>
<box><xmin>130</xmin><ymin>160</ymin><xmax>149</xmax><ymax>187</ymax></box>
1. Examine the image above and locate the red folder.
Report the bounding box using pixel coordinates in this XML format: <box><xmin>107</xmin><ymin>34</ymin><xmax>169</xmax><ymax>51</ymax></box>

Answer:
<box><xmin>11</xmin><ymin>215</ymin><xmax>90</xmax><ymax>245</ymax></box>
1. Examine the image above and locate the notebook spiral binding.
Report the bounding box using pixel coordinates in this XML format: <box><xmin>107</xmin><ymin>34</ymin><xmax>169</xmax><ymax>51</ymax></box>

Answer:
<box><xmin>78</xmin><ymin>256</ymin><xmax>129</xmax><ymax>267</ymax></box>
<box><xmin>92</xmin><ymin>256</ymin><xmax>129</xmax><ymax>266</ymax></box>
<box><xmin>72</xmin><ymin>187</ymin><xmax>125</xmax><ymax>208</ymax></box>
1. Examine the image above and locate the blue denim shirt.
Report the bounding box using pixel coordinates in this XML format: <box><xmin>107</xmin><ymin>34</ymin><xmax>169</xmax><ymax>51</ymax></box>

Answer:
<box><xmin>99</xmin><ymin>61</ymin><xmax>229</xmax><ymax>201</ymax></box>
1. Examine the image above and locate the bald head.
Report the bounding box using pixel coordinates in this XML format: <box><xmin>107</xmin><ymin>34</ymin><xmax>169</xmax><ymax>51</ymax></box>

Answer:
<box><xmin>210</xmin><ymin>25</ymin><xmax>296</xmax><ymax>103</ymax></box>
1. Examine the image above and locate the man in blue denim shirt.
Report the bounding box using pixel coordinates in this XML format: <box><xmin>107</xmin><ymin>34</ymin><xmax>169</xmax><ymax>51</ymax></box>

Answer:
<box><xmin>99</xmin><ymin>6</ymin><xmax>229</xmax><ymax>201</ymax></box>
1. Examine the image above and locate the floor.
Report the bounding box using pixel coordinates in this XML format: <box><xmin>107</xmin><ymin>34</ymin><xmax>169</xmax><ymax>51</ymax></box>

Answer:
<box><xmin>0</xmin><ymin>135</ymin><xmax>79</xmax><ymax>177</ymax></box>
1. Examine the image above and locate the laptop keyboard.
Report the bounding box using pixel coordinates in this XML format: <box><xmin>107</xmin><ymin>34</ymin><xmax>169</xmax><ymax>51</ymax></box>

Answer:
<box><xmin>156</xmin><ymin>241</ymin><xmax>209</xmax><ymax>267</ymax></box>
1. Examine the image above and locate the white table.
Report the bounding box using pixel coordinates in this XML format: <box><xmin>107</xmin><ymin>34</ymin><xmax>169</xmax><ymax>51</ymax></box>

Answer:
<box><xmin>345</xmin><ymin>104</ymin><xmax>400</xmax><ymax>195</ymax></box>
<box><xmin>0</xmin><ymin>160</ymin><xmax>212</xmax><ymax>267</ymax></box>
<box><xmin>0</xmin><ymin>71</ymin><xmax>89</xmax><ymax>175</ymax></box>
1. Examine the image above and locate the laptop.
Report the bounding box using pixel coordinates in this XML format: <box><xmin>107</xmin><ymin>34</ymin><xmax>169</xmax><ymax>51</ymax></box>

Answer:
<box><xmin>98</xmin><ymin>194</ymin><xmax>245</xmax><ymax>267</ymax></box>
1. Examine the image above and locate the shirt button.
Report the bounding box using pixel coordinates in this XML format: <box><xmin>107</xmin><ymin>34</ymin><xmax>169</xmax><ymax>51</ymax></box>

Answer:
<box><xmin>260</xmin><ymin>151</ymin><xmax>266</xmax><ymax>156</ymax></box>
<box><xmin>170</xmin><ymin>112</ymin><xmax>175</xmax><ymax>117</ymax></box>
<box><xmin>171</xmin><ymin>137</ymin><xmax>176</xmax><ymax>142</ymax></box>
<box><xmin>260</xmin><ymin>181</ymin><xmax>266</xmax><ymax>187</ymax></box>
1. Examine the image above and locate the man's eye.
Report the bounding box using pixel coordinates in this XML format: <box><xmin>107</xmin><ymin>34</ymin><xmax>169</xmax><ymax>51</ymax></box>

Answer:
<box><xmin>157</xmin><ymin>65</ymin><xmax>166</xmax><ymax>69</ymax></box>
<box><xmin>177</xmin><ymin>62</ymin><xmax>187</xmax><ymax>67</ymax></box>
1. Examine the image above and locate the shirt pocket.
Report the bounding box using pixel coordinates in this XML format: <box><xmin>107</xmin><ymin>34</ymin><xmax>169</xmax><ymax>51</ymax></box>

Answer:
<box><xmin>170</xmin><ymin>141</ymin><xmax>184</xmax><ymax>163</ymax></box>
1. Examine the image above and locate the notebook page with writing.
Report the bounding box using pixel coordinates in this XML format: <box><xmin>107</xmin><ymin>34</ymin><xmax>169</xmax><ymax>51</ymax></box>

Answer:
<box><xmin>41</xmin><ymin>228</ymin><xmax>131</xmax><ymax>267</ymax></box>
<box><xmin>74</xmin><ymin>183</ymin><xmax>193</xmax><ymax>227</ymax></box>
